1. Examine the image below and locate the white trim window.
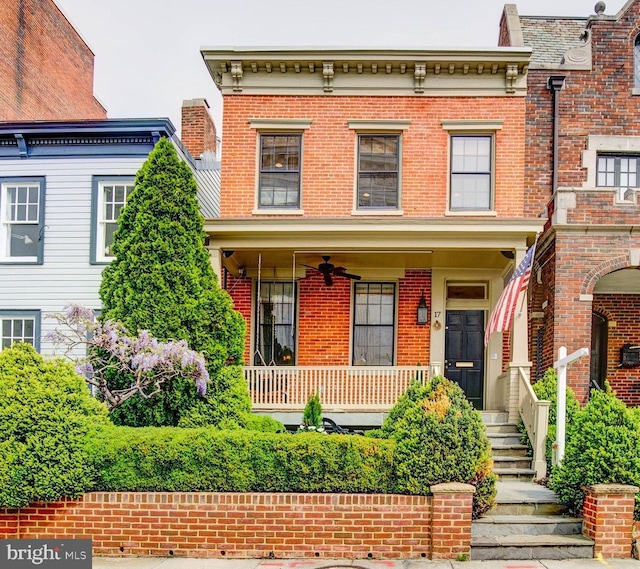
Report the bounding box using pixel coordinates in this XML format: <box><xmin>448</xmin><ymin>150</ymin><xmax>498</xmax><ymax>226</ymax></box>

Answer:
<box><xmin>596</xmin><ymin>154</ymin><xmax>639</xmax><ymax>200</ymax></box>
<box><xmin>450</xmin><ymin>135</ymin><xmax>493</xmax><ymax>211</ymax></box>
<box><xmin>0</xmin><ymin>179</ymin><xmax>43</xmax><ymax>262</ymax></box>
<box><xmin>94</xmin><ymin>179</ymin><xmax>134</xmax><ymax>262</ymax></box>
<box><xmin>352</xmin><ymin>282</ymin><xmax>396</xmax><ymax>366</ymax></box>
<box><xmin>1</xmin><ymin>311</ymin><xmax>40</xmax><ymax>350</ymax></box>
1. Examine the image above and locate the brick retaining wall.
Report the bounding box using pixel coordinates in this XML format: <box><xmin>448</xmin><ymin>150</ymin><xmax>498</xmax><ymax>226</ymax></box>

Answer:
<box><xmin>0</xmin><ymin>484</ymin><xmax>475</xmax><ymax>560</ymax></box>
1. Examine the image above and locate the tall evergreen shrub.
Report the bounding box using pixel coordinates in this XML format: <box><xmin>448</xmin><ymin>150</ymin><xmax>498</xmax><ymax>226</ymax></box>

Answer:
<box><xmin>99</xmin><ymin>138</ymin><xmax>248</xmax><ymax>426</ymax></box>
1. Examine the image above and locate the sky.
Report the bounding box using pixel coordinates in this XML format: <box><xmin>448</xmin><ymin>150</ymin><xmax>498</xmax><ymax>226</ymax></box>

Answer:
<box><xmin>54</xmin><ymin>0</ymin><xmax>626</xmax><ymax>138</ymax></box>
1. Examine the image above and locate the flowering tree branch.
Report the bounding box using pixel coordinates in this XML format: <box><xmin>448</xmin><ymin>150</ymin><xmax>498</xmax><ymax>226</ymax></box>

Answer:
<box><xmin>47</xmin><ymin>304</ymin><xmax>209</xmax><ymax>410</ymax></box>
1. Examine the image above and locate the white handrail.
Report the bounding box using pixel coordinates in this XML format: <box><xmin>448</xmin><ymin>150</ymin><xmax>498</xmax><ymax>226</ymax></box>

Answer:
<box><xmin>517</xmin><ymin>367</ymin><xmax>550</xmax><ymax>480</ymax></box>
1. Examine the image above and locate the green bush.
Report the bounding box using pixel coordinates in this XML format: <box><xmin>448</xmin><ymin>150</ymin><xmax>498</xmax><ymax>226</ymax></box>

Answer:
<box><xmin>0</xmin><ymin>344</ymin><xmax>110</xmax><ymax>508</ymax></box>
<box><xmin>100</xmin><ymin>138</ymin><xmax>248</xmax><ymax>427</ymax></box>
<box><xmin>378</xmin><ymin>376</ymin><xmax>497</xmax><ymax>518</ymax></box>
<box><xmin>527</xmin><ymin>368</ymin><xmax>580</xmax><ymax>474</ymax></box>
<box><xmin>300</xmin><ymin>392</ymin><xmax>322</xmax><ymax>431</ymax></box>
<box><xmin>87</xmin><ymin>426</ymin><xmax>395</xmax><ymax>493</ymax></box>
<box><xmin>550</xmin><ymin>389</ymin><xmax>640</xmax><ymax>518</ymax></box>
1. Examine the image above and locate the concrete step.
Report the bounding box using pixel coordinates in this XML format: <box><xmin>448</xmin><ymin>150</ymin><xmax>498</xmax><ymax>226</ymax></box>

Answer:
<box><xmin>470</xmin><ymin>533</ymin><xmax>594</xmax><ymax>560</ymax></box>
<box><xmin>493</xmin><ymin>456</ymin><xmax>534</xmax><ymax>469</ymax></box>
<box><xmin>472</xmin><ymin>514</ymin><xmax>583</xmax><ymax>537</ymax></box>
<box><xmin>481</xmin><ymin>411</ymin><xmax>509</xmax><ymax>424</ymax></box>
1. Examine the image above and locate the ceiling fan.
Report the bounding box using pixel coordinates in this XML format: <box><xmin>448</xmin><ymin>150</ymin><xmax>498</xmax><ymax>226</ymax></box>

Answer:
<box><xmin>305</xmin><ymin>255</ymin><xmax>361</xmax><ymax>286</ymax></box>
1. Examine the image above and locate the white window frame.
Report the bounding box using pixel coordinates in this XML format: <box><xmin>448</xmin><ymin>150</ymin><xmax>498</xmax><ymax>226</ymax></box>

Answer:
<box><xmin>0</xmin><ymin>178</ymin><xmax>45</xmax><ymax>263</ymax></box>
<box><xmin>442</xmin><ymin>120</ymin><xmax>502</xmax><ymax>216</ymax></box>
<box><xmin>91</xmin><ymin>176</ymin><xmax>134</xmax><ymax>263</ymax></box>
<box><xmin>0</xmin><ymin>310</ymin><xmax>41</xmax><ymax>351</ymax></box>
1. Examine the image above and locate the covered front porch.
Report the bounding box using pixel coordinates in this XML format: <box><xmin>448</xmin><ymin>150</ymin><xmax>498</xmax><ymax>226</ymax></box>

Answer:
<box><xmin>206</xmin><ymin>217</ymin><xmax>543</xmax><ymax>426</ymax></box>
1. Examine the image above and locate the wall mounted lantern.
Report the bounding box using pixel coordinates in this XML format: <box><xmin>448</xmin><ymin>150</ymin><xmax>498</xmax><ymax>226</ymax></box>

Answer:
<box><xmin>417</xmin><ymin>291</ymin><xmax>429</xmax><ymax>325</ymax></box>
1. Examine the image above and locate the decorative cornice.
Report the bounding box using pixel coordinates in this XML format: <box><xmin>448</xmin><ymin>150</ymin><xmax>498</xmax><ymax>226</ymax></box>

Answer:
<box><xmin>202</xmin><ymin>47</ymin><xmax>532</xmax><ymax>97</ymax></box>
<box><xmin>0</xmin><ymin>119</ymin><xmax>176</xmax><ymax>160</ymax></box>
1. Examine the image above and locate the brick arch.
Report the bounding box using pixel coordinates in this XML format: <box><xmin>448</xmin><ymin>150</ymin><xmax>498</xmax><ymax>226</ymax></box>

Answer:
<box><xmin>592</xmin><ymin>304</ymin><xmax>614</xmax><ymax>323</ymax></box>
<box><xmin>581</xmin><ymin>255</ymin><xmax>631</xmax><ymax>295</ymax></box>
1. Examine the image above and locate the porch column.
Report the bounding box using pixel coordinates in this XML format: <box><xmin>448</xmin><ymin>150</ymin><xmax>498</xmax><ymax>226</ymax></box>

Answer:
<box><xmin>209</xmin><ymin>248</ymin><xmax>223</xmax><ymax>287</ymax></box>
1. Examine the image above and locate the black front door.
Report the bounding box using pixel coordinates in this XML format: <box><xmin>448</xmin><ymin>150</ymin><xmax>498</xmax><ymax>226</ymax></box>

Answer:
<box><xmin>445</xmin><ymin>310</ymin><xmax>485</xmax><ymax>408</ymax></box>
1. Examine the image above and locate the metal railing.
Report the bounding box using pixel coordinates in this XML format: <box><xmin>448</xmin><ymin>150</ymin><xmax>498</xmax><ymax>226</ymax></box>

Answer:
<box><xmin>245</xmin><ymin>365</ymin><xmax>432</xmax><ymax>411</ymax></box>
<box><xmin>518</xmin><ymin>366</ymin><xmax>550</xmax><ymax>480</ymax></box>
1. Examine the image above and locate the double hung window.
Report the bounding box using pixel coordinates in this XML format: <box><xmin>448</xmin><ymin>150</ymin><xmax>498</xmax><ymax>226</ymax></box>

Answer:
<box><xmin>0</xmin><ymin>178</ymin><xmax>45</xmax><ymax>263</ymax></box>
<box><xmin>352</xmin><ymin>283</ymin><xmax>396</xmax><ymax>366</ymax></box>
<box><xmin>449</xmin><ymin>135</ymin><xmax>493</xmax><ymax>211</ymax></box>
<box><xmin>259</xmin><ymin>134</ymin><xmax>301</xmax><ymax>208</ymax></box>
<box><xmin>0</xmin><ymin>311</ymin><xmax>40</xmax><ymax>350</ymax></box>
<box><xmin>357</xmin><ymin>135</ymin><xmax>400</xmax><ymax>208</ymax></box>
<box><xmin>92</xmin><ymin>177</ymin><xmax>134</xmax><ymax>263</ymax></box>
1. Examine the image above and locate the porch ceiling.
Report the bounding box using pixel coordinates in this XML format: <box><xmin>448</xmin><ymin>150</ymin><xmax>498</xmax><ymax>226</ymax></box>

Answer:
<box><xmin>206</xmin><ymin>217</ymin><xmax>543</xmax><ymax>274</ymax></box>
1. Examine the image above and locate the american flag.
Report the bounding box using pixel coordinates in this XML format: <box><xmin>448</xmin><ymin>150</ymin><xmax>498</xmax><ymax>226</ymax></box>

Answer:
<box><xmin>484</xmin><ymin>244</ymin><xmax>536</xmax><ymax>346</ymax></box>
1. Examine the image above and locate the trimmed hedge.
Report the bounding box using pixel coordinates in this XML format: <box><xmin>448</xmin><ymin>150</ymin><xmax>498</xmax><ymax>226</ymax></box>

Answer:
<box><xmin>550</xmin><ymin>388</ymin><xmax>640</xmax><ymax>518</ymax></box>
<box><xmin>87</xmin><ymin>426</ymin><xmax>396</xmax><ymax>493</ymax></box>
<box><xmin>0</xmin><ymin>344</ymin><xmax>110</xmax><ymax>508</ymax></box>
<box><xmin>376</xmin><ymin>376</ymin><xmax>497</xmax><ymax>518</ymax></box>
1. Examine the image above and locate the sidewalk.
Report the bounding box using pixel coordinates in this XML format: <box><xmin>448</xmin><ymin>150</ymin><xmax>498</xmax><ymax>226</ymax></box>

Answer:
<box><xmin>93</xmin><ymin>556</ymin><xmax>640</xmax><ymax>569</ymax></box>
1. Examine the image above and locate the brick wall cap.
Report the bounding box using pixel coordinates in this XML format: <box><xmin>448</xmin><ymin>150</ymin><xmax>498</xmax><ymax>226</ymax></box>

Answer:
<box><xmin>430</xmin><ymin>482</ymin><xmax>476</xmax><ymax>494</ymax></box>
<box><xmin>583</xmin><ymin>483</ymin><xmax>640</xmax><ymax>495</ymax></box>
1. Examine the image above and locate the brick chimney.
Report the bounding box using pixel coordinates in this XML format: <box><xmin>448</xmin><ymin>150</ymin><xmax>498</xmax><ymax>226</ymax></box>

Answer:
<box><xmin>181</xmin><ymin>98</ymin><xmax>218</xmax><ymax>159</ymax></box>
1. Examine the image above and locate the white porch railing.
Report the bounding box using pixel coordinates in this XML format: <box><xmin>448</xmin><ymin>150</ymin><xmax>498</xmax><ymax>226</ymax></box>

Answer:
<box><xmin>517</xmin><ymin>366</ymin><xmax>550</xmax><ymax>480</ymax></box>
<box><xmin>245</xmin><ymin>365</ymin><xmax>432</xmax><ymax>411</ymax></box>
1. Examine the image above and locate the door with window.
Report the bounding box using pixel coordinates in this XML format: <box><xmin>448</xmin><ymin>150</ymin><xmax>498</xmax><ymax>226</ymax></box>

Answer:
<box><xmin>444</xmin><ymin>310</ymin><xmax>484</xmax><ymax>408</ymax></box>
<box><xmin>255</xmin><ymin>282</ymin><xmax>296</xmax><ymax>365</ymax></box>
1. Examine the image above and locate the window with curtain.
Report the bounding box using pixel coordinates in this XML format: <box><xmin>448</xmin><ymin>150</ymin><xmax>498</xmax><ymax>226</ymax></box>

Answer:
<box><xmin>352</xmin><ymin>282</ymin><xmax>396</xmax><ymax>366</ymax></box>
<box><xmin>258</xmin><ymin>134</ymin><xmax>301</xmax><ymax>208</ymax></box>
<box><xmin>255</xmin><ymin>282</ymin><xmax>296</xmax><ymax>365</ymax></box>
<box><xmin>357</xmin><ymin>135</ymin><xmax>400</xmax><ymax>209</ymax></box>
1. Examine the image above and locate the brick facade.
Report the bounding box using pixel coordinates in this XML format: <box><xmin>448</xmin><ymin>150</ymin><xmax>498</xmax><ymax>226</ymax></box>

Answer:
<box><xmin>502</xmin><ymin>1</ymin><xmax>640</xmax><ymax>403</ymax></box>
<box><xmin>220</xmin><ymin>96</ymin><xmax>525</xmax><ymax>219</ymax></box>
<box><xmin>0</xmin><ymin>0</ymin><xmax>106</xmax><ymax>120</ymax></box>
<box><xmin>0</xmin><ymin>489</ymin><xmax>476</xmax><ymax>560</ymax></box>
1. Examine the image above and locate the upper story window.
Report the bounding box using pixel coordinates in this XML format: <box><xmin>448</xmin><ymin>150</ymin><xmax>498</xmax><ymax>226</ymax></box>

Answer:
<box><xmin>634</xmin><ymin>34</ymin><xmax>640</xmax><ymax>90</ymax></box>
<box><xmin>357</xmin><ymin>135</ymin><xmax>400</xmax><ymax>209</ymax></box>
<box><xmin>91</xmin><ymin>176</ymin><xmax>134</xmax><ymax>263</ymax></box>
<box><xmin>596</xmin><ymin>154</ymin><xmax>639</xmax><ymax>200</ymax></box>
<box><xmin>259</xmin><ymin>134</ymin><xmax>301</xmax><ymax>208</ymax></box>
<box><xmin>352</xmin><ymin>282</ymin><xmax>396</xmax><ymax>366</ymax></box>
<box><xmin>1</xmin><ymin>310</ymin><xmax>40</xmax><ymax>351</ymax></box>
<box><xmin>450</xmin><ymin>135</ymin><xmax>493</xmax><ymax>211</ymax></box>
<box><xmin>0</xmin><ymin>178</ymin><xmax>45</xmax><ymax>264</ymax></box>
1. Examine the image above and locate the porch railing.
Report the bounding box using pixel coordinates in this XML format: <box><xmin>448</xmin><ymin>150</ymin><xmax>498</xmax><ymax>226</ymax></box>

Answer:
<box><xmin>517</xmin><ymin>366</ymin><xmax>550</xmax><ymax>480</ymax></box>
<box><xmin>245</xmin><ymin>365</ymin><xmax>432</xmax><ymax>411</ymax></box>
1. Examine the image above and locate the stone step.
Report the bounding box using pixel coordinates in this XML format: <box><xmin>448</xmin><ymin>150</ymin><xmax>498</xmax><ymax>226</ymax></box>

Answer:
<box><xmin>490</xmin><ymin>444</ymin><xmax>530</xmax><ymax>457</ymax></box>
<box><xmin>484</xmin><ymin>422</ymin><xmax>520</xmax><ymax>434</ymax></box>
<box><xmin>494</xmin><ymin>467</ymin><xmax>537</xmax><ymax>482</ymax></box>
<box><xmin>472</xmin><ymin>515</ymin><xmax>583</xmax><ymax>537</ymax></box>
<box><xmin>490</xmin><ymin>500</ymin><xmax>566</xmax><ymax>515</ymax></box>
<box><xmin>493</xmin><ymin>455</ymin><xmax>534</xmax><ymax>469</ymax></box>
<box><xmin>470</xmin><ymin>533</ymin><xmax>594</xmax><ymax>560</ymax></box>
<box><xmin>487</xmin><ymin>432</ymin><xmax>525</xmax><ymax>446</ymax></box>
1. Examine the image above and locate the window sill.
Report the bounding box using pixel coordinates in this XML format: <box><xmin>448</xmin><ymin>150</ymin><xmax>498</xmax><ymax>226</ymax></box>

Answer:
<box><xmin>0</xmin><ymin>258</ymin><xmax>42</xmax><ymax>265</ymax></box>
<box><xmin>252</xmin><ymin>208</ymin><xmax>304</xmax><ymax>215</ymax></box>
<box><xmin>351</xmin><ymin>209</ymin><xmax>404</xmax><ymax>216</ymax></box>
<box><xmin>632</xmin><ymin>89</ymin><xmax>640</xmax><ymax>96</ymax></box>
<box><xmin>445</xmin><ymin>210</ymin><xmax>497</xmax><ymax>217</ymax></box>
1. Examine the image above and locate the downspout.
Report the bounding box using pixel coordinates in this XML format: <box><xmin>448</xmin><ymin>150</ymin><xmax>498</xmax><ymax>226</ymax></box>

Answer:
<box><xmin>546</xmin><ymin>76</ymin><xmax>566</xmax><ymax>193</ymax></box>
